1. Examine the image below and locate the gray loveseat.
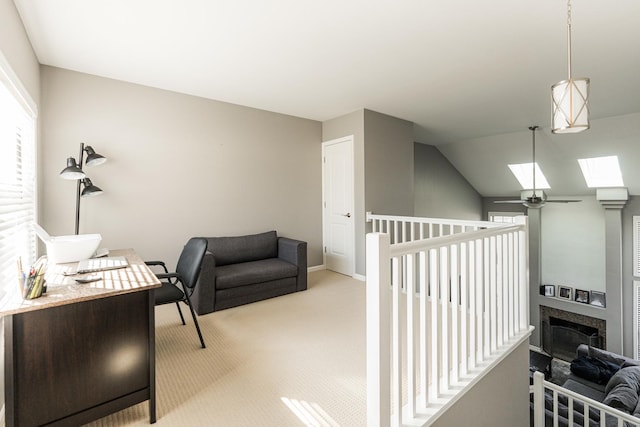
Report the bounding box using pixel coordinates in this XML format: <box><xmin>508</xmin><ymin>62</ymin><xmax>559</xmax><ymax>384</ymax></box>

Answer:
<box><xmin>190</xmin><ymin>231</ymin><xmax>307</xmax><ymax>315</ymax></box>
<box><xmin>563</xmin><ymin>344</ymin><xmax>640</xmax><ymax>402</ymax></box>
<box><xmin>535</xmin><ymin>345</ymin><xmax>640</xmax><ymax>426</ymax></box>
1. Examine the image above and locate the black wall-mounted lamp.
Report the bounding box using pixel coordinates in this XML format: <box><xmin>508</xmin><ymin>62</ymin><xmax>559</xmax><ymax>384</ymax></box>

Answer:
<box><xmin>59</xmin><ymin>143</ymin><xmax>107</xmax><ymax>234</ymax></box>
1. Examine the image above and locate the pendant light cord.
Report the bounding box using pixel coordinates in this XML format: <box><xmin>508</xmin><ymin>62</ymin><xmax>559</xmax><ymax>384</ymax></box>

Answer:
<box><xmin>567</xmin><ymin>0</ymin><xmax>572</xmax><ymax>79</ymax></box>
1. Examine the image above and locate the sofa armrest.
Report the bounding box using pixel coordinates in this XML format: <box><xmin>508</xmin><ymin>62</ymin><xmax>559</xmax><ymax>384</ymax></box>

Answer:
<box><xmin>190</xmin><ymin>251</ymin><xmax>217</xmax><ymax>315</ymax></box>
<box><xmin>278</xmin><ymin>237</ymin><xmax>307</xmax><ymax>291</ymax></box>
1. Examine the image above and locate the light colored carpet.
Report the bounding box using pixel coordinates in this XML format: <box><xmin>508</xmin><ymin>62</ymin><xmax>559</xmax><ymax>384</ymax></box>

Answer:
<box><xmin>86</xmin><ymin>270</ymin><xmax>367</xmax><ymax>427</ymax></box>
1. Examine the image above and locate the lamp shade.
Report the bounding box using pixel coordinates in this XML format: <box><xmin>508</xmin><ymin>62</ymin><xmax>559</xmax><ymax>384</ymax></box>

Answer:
<box><xmin>551</xmin><ymin>77</ymin><xmax>590</xmax><ymax>134</ymax></box>
<box><xmin>84</xmin><ymin>146</ymin><xmax>107</xmax><ymax>167</ymax></box>
<box><xmin>60</xmin><ymin>157</ymin><xmax>85</xmax><ymax>180</ymax></box>
<box><xmin>80</xmin><ymin>178</ymin><xmax>103</xmax><ymax>197</ymax></box>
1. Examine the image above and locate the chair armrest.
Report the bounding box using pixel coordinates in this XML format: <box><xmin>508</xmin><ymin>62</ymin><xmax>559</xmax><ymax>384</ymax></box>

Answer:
<box><xmin>155</xmin><ymin>272</ymin><xmax>180</xmax><ymax>281</ymax></box>
<box><xmin>278</xmin><ymin>237</ymin><xmax>307</xmax><ymax>291</ymax></box>
<box><xmin>145</xmin><ymin>260</ymin><xmax>169</xmax><ymax>274</ymax></box>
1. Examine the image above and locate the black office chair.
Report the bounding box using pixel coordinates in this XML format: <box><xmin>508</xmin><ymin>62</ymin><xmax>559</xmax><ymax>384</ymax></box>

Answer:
<box><xmin>146</xmin><ymin>237</ymin><xmax>207</xmax><ymax>348</ymax></box>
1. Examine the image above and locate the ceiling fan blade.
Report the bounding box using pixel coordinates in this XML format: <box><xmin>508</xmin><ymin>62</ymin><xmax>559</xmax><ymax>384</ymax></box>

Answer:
<box><xmin>545</xmin><ymin>200</ymin><xmax>582</xmax><ymax>203</ymax></box>
<box><xmin>494</xmin><ymin>200</ymin><xmax>527</xmax><ymax>204</ymax></box>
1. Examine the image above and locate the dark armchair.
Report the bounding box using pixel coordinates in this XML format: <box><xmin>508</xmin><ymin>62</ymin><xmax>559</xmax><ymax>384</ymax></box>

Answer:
<box><xmin>146</xmin><ymin>237</ymin><xmax>208</xmax><ymax>348</ymax></box>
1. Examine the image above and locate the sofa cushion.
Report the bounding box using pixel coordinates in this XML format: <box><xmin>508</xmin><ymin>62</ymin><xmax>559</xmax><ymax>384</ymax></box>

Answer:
<box><xmin>207</xmin><ymin>231</ymin><xmax>278</xmax><ymax>266</ymax></box>
<box><xmin>216</xmin><ymin>258</ymin><xmax>298</xmax><ymax>290</ymax></box>
<box><xmin>563</xmin><ymin>378</ymin><xmax>606</xmax><ymax>402</ymax></box>
<box><xmin>603</xmin><ymin>366</ymin><xmax>640</xmax><ymax>414</ymax></box>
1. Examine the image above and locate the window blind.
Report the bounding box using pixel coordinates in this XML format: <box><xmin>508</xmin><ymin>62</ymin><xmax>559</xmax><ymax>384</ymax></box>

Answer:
<box><xmin>634</xmin><ymin>216</ymin><xmax>640</xmax><ymax>278</ymax></box>
<box><xmin>0</xmin><ymin>58</ymin><xmax>36</xmax><ymax>302</ymax></box>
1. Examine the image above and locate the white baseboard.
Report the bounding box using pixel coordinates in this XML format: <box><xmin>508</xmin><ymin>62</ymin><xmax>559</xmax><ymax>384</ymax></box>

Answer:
<box><xmin>308</xmin><ymin>265</ymin><xmax>325</xmax><ymax>273</ymax></box>
<box><xmin>307</xmin><ymin>265</ymin><xmax>365</xmax><ymax>282</ymax></box>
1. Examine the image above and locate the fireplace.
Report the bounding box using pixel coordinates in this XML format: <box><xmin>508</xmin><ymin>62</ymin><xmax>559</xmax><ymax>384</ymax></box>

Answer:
<box><xmin>540</xmin><ymin>306</ymin><xmax>606</xmax><ymax>361</ymax></box>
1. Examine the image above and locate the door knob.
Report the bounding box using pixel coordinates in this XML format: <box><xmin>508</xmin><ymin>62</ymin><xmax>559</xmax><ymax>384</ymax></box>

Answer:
<box><xmin>344</xmin><ymin>213</ymin><xmax>351</xmax><ymax>218</ymax></box>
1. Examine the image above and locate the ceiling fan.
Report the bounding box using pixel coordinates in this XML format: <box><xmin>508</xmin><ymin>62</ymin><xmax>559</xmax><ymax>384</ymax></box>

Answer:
<box><xmin>495</xmin><ymin>126</ymin><xmax>581</xmax><ymax>209</ymax></box>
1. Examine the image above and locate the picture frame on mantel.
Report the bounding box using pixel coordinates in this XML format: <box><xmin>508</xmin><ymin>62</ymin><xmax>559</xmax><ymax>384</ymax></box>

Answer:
<box><xmin>558</xmin><ymin>285</ymin><xmax>572</xmax><ymax>300</ymax></box>
<box><xmin>575</xmin><ymin>289</ymin><xmax>590</xmax><ymax>304</ymax></box>
<box><xmin>590</xmin><ymin>291</ymin><xmax>606</xmax><ymax>308</ymax></box>
<box><xmin>541</xmin><ymin>284</ymin><xmax>555</xmax><ymax>297</ymax></box>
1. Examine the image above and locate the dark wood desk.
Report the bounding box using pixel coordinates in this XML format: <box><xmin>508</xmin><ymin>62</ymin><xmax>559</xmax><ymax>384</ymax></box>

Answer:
<box><xmin>1</xmin><ymin>249</ymin><xmax>160</xmax><ymax>427</ymax></box>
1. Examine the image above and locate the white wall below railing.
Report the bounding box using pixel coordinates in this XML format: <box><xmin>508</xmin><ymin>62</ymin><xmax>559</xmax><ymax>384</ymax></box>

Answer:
<box><xmin>366</xmin><ymin>214</ymin><xmax>531</xmax><ymax>426</ymax></box>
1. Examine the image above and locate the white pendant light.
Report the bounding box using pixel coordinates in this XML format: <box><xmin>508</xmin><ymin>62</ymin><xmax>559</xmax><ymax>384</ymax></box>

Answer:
<box><xmin>551</xmin><ymin>0</ymin><xmax>589</xmax><ymax>134</ymax></box>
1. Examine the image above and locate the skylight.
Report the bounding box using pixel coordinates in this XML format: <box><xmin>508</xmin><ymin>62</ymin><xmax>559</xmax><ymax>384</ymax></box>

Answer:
<box><xmin>578</xmin><ymin>155</ymin><xmax>624</xmax><ymax>188</ymax></box>
<box><xmin>508</xmin><ymin>163</ymin><xmax>551</xmax><ymax>190</ymax></box>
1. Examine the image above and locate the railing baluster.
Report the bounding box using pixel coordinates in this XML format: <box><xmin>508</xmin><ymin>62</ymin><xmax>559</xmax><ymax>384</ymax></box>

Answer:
<box><xmin>392</xmin><ymin>256</ymin><xmax>401</xmax><ymax>426</ymax></box>
<box><xmin>440</xmin><ymin>246</ymin><xmax>449</xmax><ymax>391</ymax></box>
<box><xmin>496</xmin><ymin>235</ymin><xmax>503</xmax><ymax>347</ymax></box>
<box><xmin>508</xmin><ymin>232</ymin><xmax>515</xmax><ymax>338</ymax></box>
<box><xmin>468</xmin><ymin>241</ymin><xmax>476</xmax><ymax>369</ymax></box>
<box><xmin>419</xmin><ymin>250</ymin><xmax>428</xmax><ymax>408</ymax></box>
<box><xmin>460</xmin><ymin>242</ymin><xmax>468</xmax><ymax>376</ymax></box>
<box><xmin>476</xmin><ymin>238</ymin><xmax>484</xmax><ymax>363</ymax></box>
<box><xmin>406</xmin><ymin>253</ymin><xmax>416</xmax><ymax>417</ymax></box>
<box><xmin>483</xmin><ymin>236</ymin><xmax>490</xmax><ymax>359</ymax></box>
<box><xmin>429</xmin><ymin>248</ymin><xmax>439</xmax><ymax>401</ymax></box>
<box><xmin>451</xmin><ymin>244</ymin><xmax>459</xmax><ymax>383</ymax></box>
<box><xmin>490</xmin><ymin>235</ymin><xmax>498</xmax><ymax>351</ymax></box>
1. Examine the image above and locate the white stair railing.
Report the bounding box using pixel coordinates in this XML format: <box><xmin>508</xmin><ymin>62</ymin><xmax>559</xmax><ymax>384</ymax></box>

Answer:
<box><xmin>367</xmin><ymin>212</ymin><xmax>505</xmax><ymax>245</ymax></box>
<box><xmin>366</xmin><ymin>214</ymin><xmax>531</xmax><ymax>426</ymax></box>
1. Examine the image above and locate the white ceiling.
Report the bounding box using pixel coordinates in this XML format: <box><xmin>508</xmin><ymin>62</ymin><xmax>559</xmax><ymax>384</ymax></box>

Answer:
<box><xmin>13</xmin><ymin>0</ymin><xmax>640</xmax><ymax>196</ymax></box>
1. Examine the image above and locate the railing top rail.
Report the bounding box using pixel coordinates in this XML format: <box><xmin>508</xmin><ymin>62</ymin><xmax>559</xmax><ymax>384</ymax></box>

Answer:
<box><xmin>366</xmin><ymin>212</ymin><xmax>509</xmax><ymax>229</ymax></box>
<box><xmin>382</xmin><ymin>223</ymin><xmax>526</xmax><ymax>257</ymax></box>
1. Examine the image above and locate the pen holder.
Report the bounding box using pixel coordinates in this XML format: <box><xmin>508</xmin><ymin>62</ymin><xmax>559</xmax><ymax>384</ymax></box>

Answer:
<box><xmin>23</xmin><ymin>274</ymin><xmax>46</xmax><ymax>300</ymax></box>
<box><xmin>21</xmin><ymin>256</ymin><xmax>48</xmax><ymax>300</ymax></box>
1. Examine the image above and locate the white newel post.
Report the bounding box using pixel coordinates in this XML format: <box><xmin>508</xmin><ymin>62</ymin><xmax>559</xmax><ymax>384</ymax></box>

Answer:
<box><xmin>366</xmin><ymin>233</ymin><xmax>391</xmax><ymax>427</ymax></box>
<box><xmin>532</xmin><ymin>371</ymin><xmax>545</xmax><ymax>427</ymax></box>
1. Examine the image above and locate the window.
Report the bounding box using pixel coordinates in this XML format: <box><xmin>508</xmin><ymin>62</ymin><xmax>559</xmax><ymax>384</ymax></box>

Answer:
<box><xmin>0</xmin><ymin>53</ymin><xmax>37</xmax><ymax>303</ymax></box>
<box><xmin>488</xmin><ymin>211</ymin><xmax>526</xmax><ymax>223</ymax></box>
<box><xmin>577</xmin><ymin>155</ymin><xmax>624</xmax><ymax>188</ymax></box>
<box><xmin>507</xmin><ymin>162</ymin><xmax>551</xmax><ymax>190</ymax></box>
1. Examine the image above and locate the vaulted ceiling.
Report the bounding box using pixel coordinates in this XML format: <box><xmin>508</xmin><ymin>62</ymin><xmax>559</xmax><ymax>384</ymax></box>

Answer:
<box><xmin>14</xmin><ymin>0</ymin><xmax>640</xmax><ymax>196</ymax></box>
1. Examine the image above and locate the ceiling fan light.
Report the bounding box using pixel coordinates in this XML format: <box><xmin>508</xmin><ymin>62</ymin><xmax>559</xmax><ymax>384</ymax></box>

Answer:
<box><xmin>551</xmin><ymin>77</ymin><xmax>590</xmax><ymax>134</ymax></box>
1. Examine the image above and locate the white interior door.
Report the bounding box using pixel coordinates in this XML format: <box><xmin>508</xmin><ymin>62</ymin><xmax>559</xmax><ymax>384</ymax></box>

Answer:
<box><xmin>322</xmin><ymin>136</ymin><xmax>354</xmax><ymax>276</ymax></box>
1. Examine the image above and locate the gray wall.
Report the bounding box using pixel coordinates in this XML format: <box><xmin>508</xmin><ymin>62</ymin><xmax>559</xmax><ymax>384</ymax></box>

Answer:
<box><xmin>364</xmin><ymin>109</ymin><xmax>414</xmax><ymax>217</ymax></box>
<box><xmin>415</xmin><ymin>143</ymin><xmax>482</xmax><ymax>220</ymax></box>
<box><xmin>0</xmin><ymin>0</ymin><xmax>39</xmax><ymax>106</ymax></box>
<box><xmin>322</xmin><ymin>109</ymin><xmax>415</xmax><ymax>277</ymax></box>
<box><xmin>40</xmin><ymin>66</ymin><xmax>323</xmax><ymax>267</ymax></box>
<box><xmin>541</xmin><ymin>197</ymin><xmax>605</xmax><ymax>292</ymax></box>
